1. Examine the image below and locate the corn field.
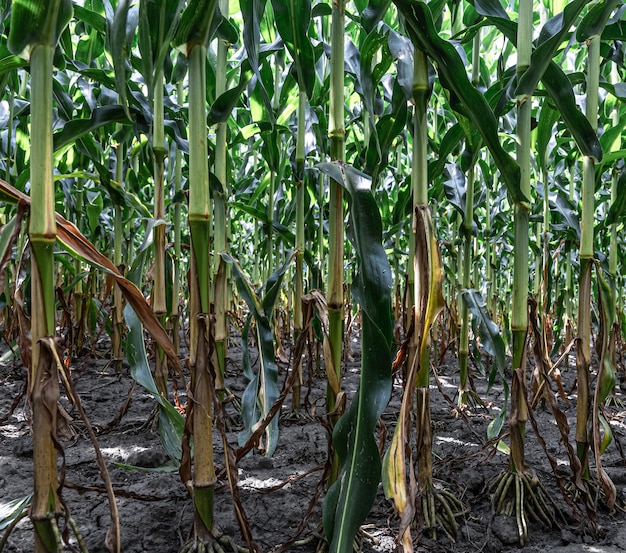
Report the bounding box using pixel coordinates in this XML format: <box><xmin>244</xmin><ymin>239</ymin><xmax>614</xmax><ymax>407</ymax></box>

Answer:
<box><xmin>1</xmin><ymin>0</ymin><xmax>626</xmax><ymax>551</ymax></box>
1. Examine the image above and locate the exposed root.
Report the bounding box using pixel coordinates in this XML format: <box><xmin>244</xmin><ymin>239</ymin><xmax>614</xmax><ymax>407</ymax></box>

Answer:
<box><xmin>456</xmin><ymin>388</ymin><xmax>487</xmax><ymax>413</ymax></box>
<box><xmin>605</xmin><ymin>395</ymin><xmax>625</xmax><ymax>409</ymax></box>
<box><xmin>311</xmin><ymin>524</ymin><xmax>377</xmax><ymax>553</ymax></box>
<box><xmin>180</xmin><ymin>532</ymin><xmax>248</xmax><ymax>553</ymax></box>
<box><xmin>281</xmin><ymin>409</ymin><xmax>315</xmax><ymax>423</ymax></box>
<box><xmin>490</xmin><ymin>469</ymin><xmax>556</xmax><ymax>545</ymax></box>
<box><xmin>420</xmin><ymin>485</ymin><xmax>466</xmax><ymax>541</ymax></box>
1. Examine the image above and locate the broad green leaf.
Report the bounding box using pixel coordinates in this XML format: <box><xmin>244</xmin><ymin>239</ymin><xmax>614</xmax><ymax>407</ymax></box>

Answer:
<box><xmin>0</xmin><ymin>54</ymin><xmax>28</xmax><ymax>78</ymax></box>
<box><xmin>516</xmin><ymin>0</ymin><xmax>590</xmax><ymax>98</ymax></box>
<box><xmin>53</xmin><ymin>105</ymin><xmax>145</xmax><ymax>153</ymax></box>
<box><xmin>443</xmin><ymin>163</ymin><xmax>467</xmax><ymax>219</ymax></box>
<box><xmin>86</xmin><ymin>191</ymin><xmax>104</xmax><ymax>234</ymax></box>
<box><xmin>463</xmin><ymin>289</ymin><xmax>508</xmax><ymax>439</ymax></box>
<box><xmin>318</xmin><ymin>162</ymin><xmax>393</xmax><ymax>553</ymax></box>
<box><xmin>600</xmin><ymin>115</ymin><xmax>626</xmax><ymax>153</ymax></box>
<box><xmin>365</xmin><ymin>81</ymin><xmax>408</xmax><ymax>184</ymax></box>
<box><xmin>361</xmin><ymin>0</ymin><xmax>393</xmax><ymax>32</ymax></box>
<box><xmin>0</xmin><ymin>495</ymin><xmax>32</xmax><ymax>532</ymax></box>
<box><xmin>603</xmin><ymin>169</ymin><xmax>626</xmax><ymax>228</ymax></box>
<box><xmin>344</xmin><ymin>35</ymin><xmax>389</xmax><ymax>155</ymax></box>
<box><xmin>73</xmin><ymin>4</ymin><xmax>106</xmax><ymax>34</ymax></box>
<box><xmin>551</xmin><ymin>192</ymin><xmax>581</xmax><ymax>238</ymax></box>
<box><xmin>139</xmin><ymin>0</ymin><xmax>185</xmax><ymax>90</ymax></box>
<box><xmin>472</xmin><ymin>0</ymin><xmax>602</xmax><ymax>161</ymax></box>
<box><xmin>223</xmin><ymin>252</ymin><xmax>293</xmax><ymax>457</ymax></box>
<box><xmin>576</xmin><ymin>0</ymin><xmax>619</xmax><ymax>42</ymax></box>
<box><xmin>110</xmin><ymin>0</ymin><xmax>133</xmax><ymax>118</ymax></box>
<box><xmin>240</xmin><ymin>0</ymin><xmax>275</xmax><ymax>124</ymax></box>
<box><xmin>8</xmin><ymin>0</ymin><xmax>73</xmax><ymax>55</ymax></box>
<box><xmin>125</xmin><ymin>303</ymin><xmax>184</xmax><ymax>462</ymax></box>
<box><xmin>271</xmin><ymin>0</ymin><xmax>316</xmax><ymax>98</ymax></box>
<box><xmin>463</xmin><ymin>289</ymin><xmax>506</xmax><ymax>372</ymax></box>
<box><xmin>207</xmin><ymin>62</ymin><xmax>254</xmax><ymax>126</ymax></box>
<box><xmin>387</xmin><ymin>27</ymin><xmax>414</xmax><ymax>101</ymax></box>
<box><xmin>394</xmin><ymin>0</ymin><xmax>524</xmax><ymax>204</ymax></box>
<box><xmin>541</xmin><ymin>62</ymin><xmax>603</xmax><ymax>161</ymax></box>
<box><xmin>172</xmin><ymin>0</ymin><xmax>218</xmax><ymax>52</ymax></box>
<box><xmin>536</xmin><ymin>104</ymin><xmax>560</xmax><ymax>173</ymax></box>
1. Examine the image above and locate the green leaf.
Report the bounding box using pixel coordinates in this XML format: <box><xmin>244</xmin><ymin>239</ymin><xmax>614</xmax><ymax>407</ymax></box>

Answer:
<box><xmin>271</xmin><ymin>0</ymin><xmax>316</xmax><ymax>98</ymax></box>
<box><xmin>53</xmin><ymin>105</ymin><xmax>143</xmax><ymax>153</ymax></box>
<box><xmin>603</xmin><ymin>169</ymin><xmax>626</xmax><ymax>228</ymax></box>
<box><xmin>462</xmin><ymin>288</ymin><xmax>509</xmax><ymax>440</ymax></box>
<box><xmin>0</xmin><ymin>54</ymin><xmax>28</xmax><ymax>78</ymax></box>
<box><xmin>515</xmin><ymin>0</ymin><xmax>590</xmax><ymax>98</ymax></box>
<box><xmin>172</xmin><ymin>0</ymin><xmax>218</xmax><ymax>52</ymax></box>
<box><xmin>541</xmin><ymin>62</ymin><xmax>603</xmax><ymax>161</ymax></box>
<box><xmin>463</xmin><ymin>289</ymin><xmax>505</xmax><ymax>372</ymax></box>
<box><xmin>443</xmin><ymin>163</ymin><xmax>467</xmax><ymax>220</ymax></box>
<box><xmin>361</xmin><ymin>0</ymin><xmax>392</xmax><ymax>32</ymax></box>
<box><xmin>394</xmin><ymin>0</ymin><xmax>524</xmax><ymax>204</ymax></box>
<box><xmin>222</xmin><ymin>252</ymin><xmax>293</xmax><ymax>457</ymax></box>
<box><xmin>471</xmin><ymin>0</ymin><xmax>602</xmax><ymax>161</ymax></box>
<box><xmin>73</xmin><ymin>4</ymin><xmax>106</xmax><ymax>34</ymax></box>
<box><xmin>240</xmin><ymin>0</ymin><xmax>275</xmax><ymax>124</ymax></box>
<box><xmin>0</xmin><ymin>494</ymin><xmax>32</xmax><ymax>532</ymax></box>
<box><xmin>110</xmin><ymin>0</ymin><xmax>133</xmax><ymax>119</ymax></box>
<box><xmin>318</xmin><ymin>162</ymin><xmax>393</xmax><ymax>553</ymax></box>
<box><xmin>86</xmin><ymin>191</ymin><xmax>104</xmax><ymax>234</ymax></box>
<box><xmin>8</xmin><ymin>0</ymin><xmax>73</xmax><ymax>55</ymax></box>
<box><xmin>207</xmin><ymin>62</ymin><xmax>254</xmax><ymax>126</ymax></box>
<box><xmin>125</xmin><ymin>303</ymin><xmax>184</xmax><ymax>462</ymax></box>
<box><xmin>576</xmin><ymin>0</ymin><xmax>619</xmax><ymax>42</ymax></box>
<box><xmin>536</xmin><ymin>104</ymin><xmax>560</xmax><ymax>172</ymax></box>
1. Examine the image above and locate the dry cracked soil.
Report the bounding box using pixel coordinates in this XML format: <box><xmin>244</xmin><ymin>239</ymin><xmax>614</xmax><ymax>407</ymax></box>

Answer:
<box><xmin>2</xmin><ymin>327</ymin><xmax>626</xmax><ymax>553</ymax></box>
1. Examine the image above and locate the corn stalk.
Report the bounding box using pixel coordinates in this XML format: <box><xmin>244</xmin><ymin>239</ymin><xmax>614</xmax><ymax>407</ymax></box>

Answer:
<box><xmin>8</xmin><ymin>1</ymin><xmax>73</xmax><ymax>551</ymax></box>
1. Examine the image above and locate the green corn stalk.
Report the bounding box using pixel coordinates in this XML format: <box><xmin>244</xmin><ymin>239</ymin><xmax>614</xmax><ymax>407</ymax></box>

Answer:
<box><xmin>213</xmin><ymin>0</ymin><xmax>230</xmax><ymax>390</ymax></box>
<box><xmin>112</xmin><ymin>127</ymin><xmax>125</xmax><ymax>374</ymax></box>
<box><xmin>8</xmin><ymin>1</ymin><xmax>73</xmax><ymax>551</ymax></box>
<box><xmin>270</xmin><ymin>0</ymin><xmax>315</xmax><ymax>415</ymax></box>
<box><xmin>172</xmin><ymin>0</ymin><xmax>219</xmax><ymax>545</ymax></box>
<box><xmin>293</xmin><ymin>90</ymin><xmax>306</xmax><ymax>412</ymax></box>
<box><xmin>326</xmin><ymin>0</ymin><xmax>346</xmax><ymax>483</ymax></box>
<box><xmin>575</xmin><ymin>21</ymin><xmax>601</xmax><ymax>480</ymax></box>
<box><xmin>573</xmin><ymin>0</ymin><xmax>616</xmax><ymax>493</ymax></box>
<box><xmin>457</xmin><ymin>30</ymin><xmax>480</xmax><ymax>408</ymax></box>
<box><xmin>152</xmin><ymin>1</ymin><xmax>169</xmax><ymax>397</ymax></box>
<box><xmin>404</xmin><ymin>46</ymin><xmax>428</xmax><ymax>403</ymax></box>
<box><xmin>171</xmin><ymin>80</ymin><xmax>185</xmax><ymax>355</ymax></box>
<box><xmin>508</xmin><ymin>0</ymin><xmax>532</xmax><ymax>480</ymax></box>
<box><xmin>593</xmin><ymin>267</ymin><xmax>617</xmax><ymax>508</ymax></box>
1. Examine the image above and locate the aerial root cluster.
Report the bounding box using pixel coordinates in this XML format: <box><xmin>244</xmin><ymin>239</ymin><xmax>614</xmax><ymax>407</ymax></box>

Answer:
<box><xmin>281</xmin><ymin>409</ymin><xmax>315</xmax><ymax>423</ymax></box>
<box><xmin>457</xmin><ymin>388</ymin><xmax>487</xmax><ymax>413</ymax></box>
<box><xmin>180</xmin><ymin>534</ymin><xmax>248</xmax><ymax>553</ymax></box>
<box><xmin>490</xmin><ymin>470</ymin><xmax>555</xmax><ymax>545</ymax></box>
<box><xmin>421</xmin><ymin>487</ymin><xmax>466</xmax><ymax>541</ymax></box>
<box><xmin>312</xmin><ymin>525</ymin><xmax>375</xmax><ymax>552</ymax></box>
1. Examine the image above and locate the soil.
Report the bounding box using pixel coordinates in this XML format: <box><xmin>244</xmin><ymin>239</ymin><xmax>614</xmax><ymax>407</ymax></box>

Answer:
<box><xmin>2</xmin><ymin>326</ymin><xmax>626</xmax><ymax>553</ymax></box>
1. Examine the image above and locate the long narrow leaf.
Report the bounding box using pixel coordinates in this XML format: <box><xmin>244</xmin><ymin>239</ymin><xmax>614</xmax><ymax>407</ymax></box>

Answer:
<box><xmin>223</xmin><ymin>252</ymin><xmax>294</xmax><ymax>457</ymax></box>
<box><xmin>271</xmin><ymin>0</ymin><xmax>316</xmax><ymax>98</ymax></box>
<box><xmin>394</xmin><ymin>0</ymin><xmax>524</xmax><ymax>203</ymax></box>
<box><xmin>318</xmin><ymin>162</ymin><xmax>393</xmax><ymax>553</ymax></box>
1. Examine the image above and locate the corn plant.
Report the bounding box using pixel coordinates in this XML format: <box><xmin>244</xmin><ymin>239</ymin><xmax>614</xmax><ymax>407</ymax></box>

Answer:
<box><xmin>2</xmin><ymin>1</ymin><xmax>626</xmax><ymax>552</ymax></box>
